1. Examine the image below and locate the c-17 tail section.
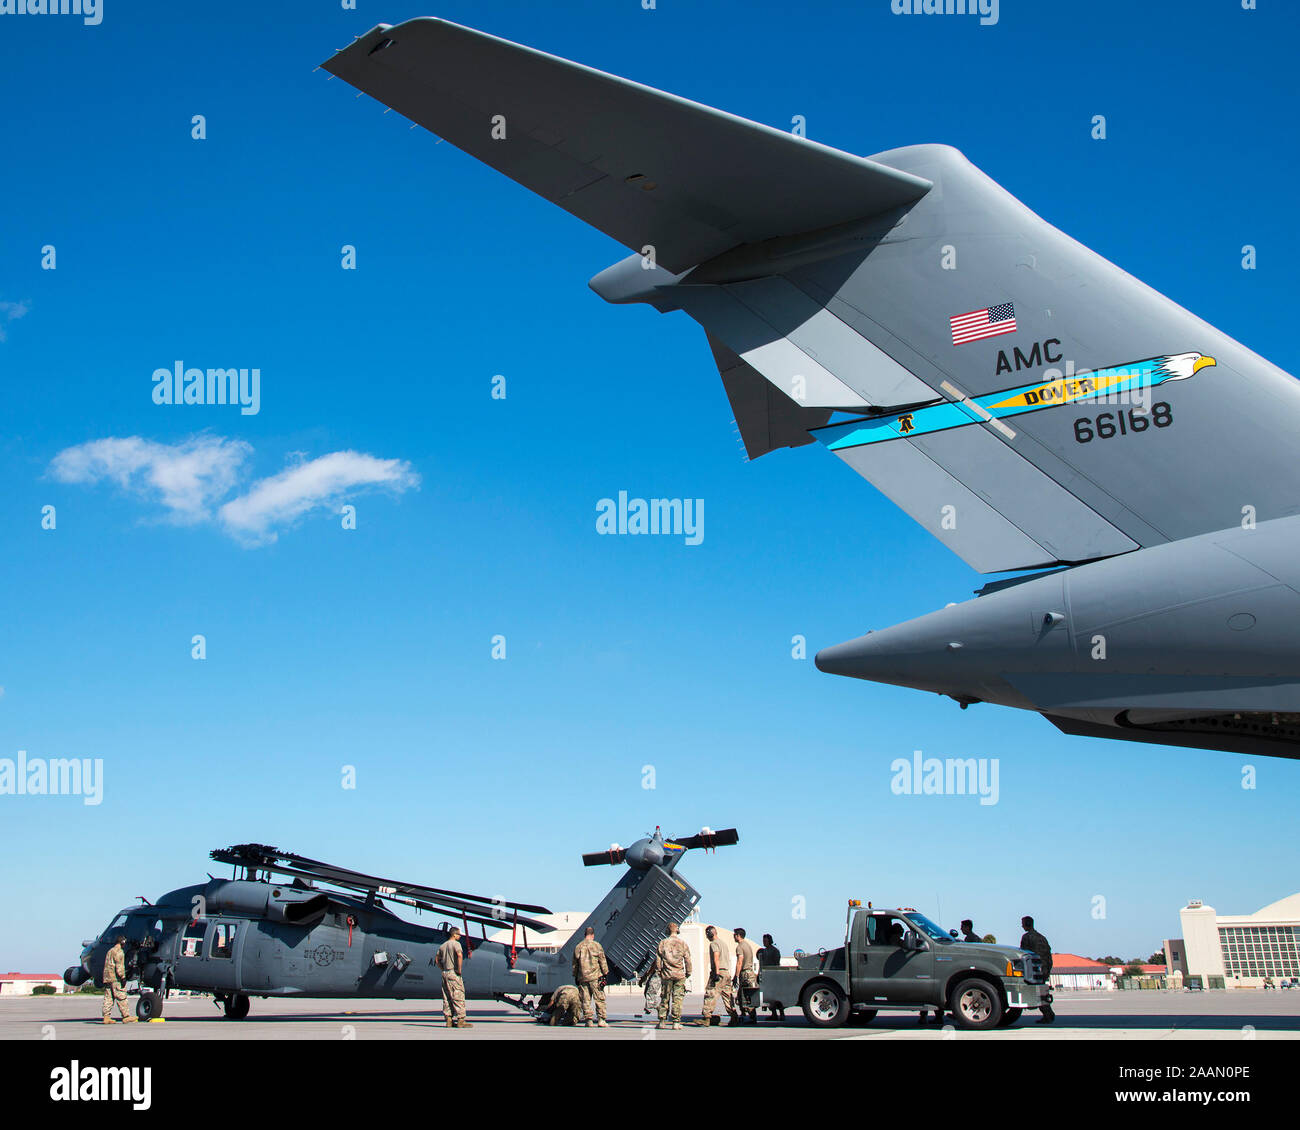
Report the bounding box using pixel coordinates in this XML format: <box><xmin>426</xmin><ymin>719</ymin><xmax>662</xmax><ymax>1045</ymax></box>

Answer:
<box><xmin>597</xmin><ymin>139</ymin><xmax>1300</xmax><ymax>572</ymax></box>
<box><xmin>325</xmin><ymin>23</ymin><xmax>1300</xmax><ymax>576</ymax></box>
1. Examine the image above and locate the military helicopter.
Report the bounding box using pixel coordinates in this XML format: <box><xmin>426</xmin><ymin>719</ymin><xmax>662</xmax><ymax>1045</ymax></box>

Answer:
<box><xmin>64</xmin><ymin>827</ymin><xmax>738</xmax><ymax>1020</ymax></box>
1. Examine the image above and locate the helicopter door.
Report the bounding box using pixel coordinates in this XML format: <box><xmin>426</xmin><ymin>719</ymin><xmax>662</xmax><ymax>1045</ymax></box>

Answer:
<box><xmin>175</xmin><ymin>919</ymin><xmax>211</xmax><ymax>988</ymax></box>
<box><xmin>205</xmin><ymin>920</ymin><xmax>244</xmax><ymax>991</ymax></box>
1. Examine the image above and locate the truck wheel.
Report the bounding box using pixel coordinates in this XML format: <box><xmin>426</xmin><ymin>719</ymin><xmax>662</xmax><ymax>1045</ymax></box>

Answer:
<box><xmin>224</xmin><ymin>993</ymin><xmax>250</xmax><ymax>1020</ymax></box>
<box><xmin>848</xmin><ymin>1009</ymin><xmax>878</xmax><ymax>1026</ymax></box>
<box><xmin>137</xmin><ymin>991</ymin><xmax>163</xmax><ymax>1021</ymax></box>
<box><xmin>801</xmin><ymin>983</ymin><xmax>849</xmax><ymax>1028</ymax></box>
<box><xmin>949</xmin><ymin>978</ymin><xmax>1003</xmax><ymax>1031</ymax></box>
<box><xmin>998</xmin><ymin>1007</ymin><xmax>1022</xmax><ymax>1027</ymax></box>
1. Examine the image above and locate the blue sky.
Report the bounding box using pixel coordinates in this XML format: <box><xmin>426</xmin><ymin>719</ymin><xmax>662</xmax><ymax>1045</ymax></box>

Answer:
<box><xmin>2</xmin><ymin>0</ymin><xmax>1298</xmax><ymax>971</ymax></box>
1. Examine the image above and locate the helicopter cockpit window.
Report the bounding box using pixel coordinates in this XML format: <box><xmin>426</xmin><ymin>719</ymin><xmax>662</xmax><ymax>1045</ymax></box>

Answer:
<box><xmin>181</xmin><ymin>921</ymin><xmax>206</xmax><ymax>959</ymax></box>
<box><xmin>107</xmin><ymin>913</ymin><xmax>129</xmax><ymax>931</ymax></box>
<box><xmin>122</xmin><ymin>913</ymin><xmax>162</xmax><ymax>943</ymax></box>
<box><xmin>212</xmin><ymin>923</ymin><xmax>237</xmax><ymax>959</ymax></box>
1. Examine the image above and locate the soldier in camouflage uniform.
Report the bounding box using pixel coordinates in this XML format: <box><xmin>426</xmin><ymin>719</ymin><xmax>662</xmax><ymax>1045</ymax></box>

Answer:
<box><xmin>539</xmin><ymin>984</ymin><xmax>583</xmax><ymax>1026</ymax></box>
<box><xmin>733</xmin><ymin>926</ymin><xmax>760</xmax><ymax>1024</ymax></box>
<box><xmin>1019</xmin><ymin>915</ymin><xmax>1055</xmax><ymax>1024</ymax></box>
<box><xmin>101</xmin><ymin>935</ymin><xmax>135</xmax><ymax>1024</ymax></box>
<box><xmin>654</xmin><ymin>921</ymin><xmax>692</xmax><ymax>1030</ymax></box>
<box><xmin>436</xmin><ymin>927</ymin><xmax>473</xmax><ymax>1029</ymax></box>
<box><xmin>571</xmin><ymin>926</ymin><xmax>609</xmax><ymax>1028</ymax></box>
<box><xmin>638</xmin><ymin>956</ymin><xmax>661</xmax><ymax>1018</ymax></box>
<box><xmin>693</xmin><ymin>925</ymin><xmax>737</xmax><ymax>1026</ymax></box>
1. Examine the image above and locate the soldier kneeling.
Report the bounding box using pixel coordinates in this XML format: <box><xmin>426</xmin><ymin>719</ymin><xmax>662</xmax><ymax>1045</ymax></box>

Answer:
<box><xmin>539</xmin><ymin>984</ymin><xmax>584</xmax><ymax>1026</ymax></box>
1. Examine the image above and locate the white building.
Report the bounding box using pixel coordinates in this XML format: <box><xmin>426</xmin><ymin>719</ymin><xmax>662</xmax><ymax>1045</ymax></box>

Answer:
<box><xmin>1179</xmin><ymin>894</ymin><xmax>1300</xmax><ymax>989</ymax></box>
<box><xmin>487</xmin><ymin>908</ymin><xmax>740</xmax><ymax>992</ymax></box>
<box><xmin>484</xmin><ymin>910</ymin><xmax>588</xmax><ymax>955</ymax></box>
<box><xmin>1045</xmin><ymin>953</ymin><xmax>1114</xmax><ymax>991</ymax></box>
<box><xmin>0</xmin><ymin>973</ymin><xmax>70</xmax><ymax>997</ymax></box>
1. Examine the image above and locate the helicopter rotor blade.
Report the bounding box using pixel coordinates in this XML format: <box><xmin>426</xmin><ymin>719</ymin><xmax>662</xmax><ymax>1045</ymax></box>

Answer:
<box><xmin>580</xmin><ymin>827</ymin><xmax>739</xmax><ymax>866</ymax></box>
<box><xmin>581</xmin><ymin>847</ymin><xmax>629</xmax><ymax>867</ymax></box>
<box><xmin>210</xmin><ymin>844</ymin><xmax>552</xmax><ymax>917</ymax></box>
<box><xmin>669</xmin><ymin>828</ymin><xmax>740</xmax><ymax>851</ymax></box>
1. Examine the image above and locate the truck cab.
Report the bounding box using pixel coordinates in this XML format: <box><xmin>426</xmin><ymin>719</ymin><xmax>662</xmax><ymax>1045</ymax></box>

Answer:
<box><xmin>760</xmin><ymin>902</ymin><xmax>1051</xmax><ymax>1030</ymax></box>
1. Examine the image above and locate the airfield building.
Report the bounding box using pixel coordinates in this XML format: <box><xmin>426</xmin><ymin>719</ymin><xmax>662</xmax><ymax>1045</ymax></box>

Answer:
<box><xmin>1046</xmin><ymin>954</ymin><xmax>1113</xmax><ymax>990</ymax></box>
<box><xmin>0</xmin><ymin>973</ymin><xmax>69</xmax><ymax>997</ymax></box>
<box><xmin>1179</xmin><ymin>894</ymin><xmax>1300</xmax><ymax>988</ymax></box>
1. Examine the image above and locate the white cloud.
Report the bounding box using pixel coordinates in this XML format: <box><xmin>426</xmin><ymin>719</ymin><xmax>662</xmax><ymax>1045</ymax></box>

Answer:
<box><xmin>50</xmin><ymin>436</ymin><xmax>250</xmax><ymax>523</ymax></box>
<box><xmin>0</xmin><ymin>299</ymin><xmax>30</xmax><ymax>341</ymax></box>
<box><xmin>218</xmin><ymin>451</ymin><xmax>420</xmax><ymax>544</ymax></box>
<box><xmin>49</xmin><ymin>437</ymin><xmax>419</xmax><ymax>545</ymax></box>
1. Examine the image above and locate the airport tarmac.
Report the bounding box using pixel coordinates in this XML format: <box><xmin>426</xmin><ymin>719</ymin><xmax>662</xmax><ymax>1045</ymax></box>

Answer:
<box><xmin>8</xmin><ymin>989</ymin><xmax>1300</xmax><ymax>1040</ymax></box>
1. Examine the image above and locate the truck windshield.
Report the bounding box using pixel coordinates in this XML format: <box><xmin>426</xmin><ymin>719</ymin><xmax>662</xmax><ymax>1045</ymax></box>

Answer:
<box><xmin>905</xmin><ymin>913</ymin><xmax>952</xmax><ymax>941</ymax></box>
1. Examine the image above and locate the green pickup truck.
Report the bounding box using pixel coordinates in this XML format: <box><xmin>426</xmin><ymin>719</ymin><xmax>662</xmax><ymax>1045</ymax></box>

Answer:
<box><xmin>759</xmin><ymin>901</ymin><xmax>1052</xmax><ymax>1030</ymax></box>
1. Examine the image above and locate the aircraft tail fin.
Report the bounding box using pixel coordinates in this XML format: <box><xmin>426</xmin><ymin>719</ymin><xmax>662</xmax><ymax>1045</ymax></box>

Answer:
<box><xmin>328</xmin><ymin>22</ymin><xmax>1300</xmax><ymax>576</ymax></box>
<box><xmin>599</xmin><ymin>145</ymin><xmax>1300</xmax><ymax>574</ymax></box>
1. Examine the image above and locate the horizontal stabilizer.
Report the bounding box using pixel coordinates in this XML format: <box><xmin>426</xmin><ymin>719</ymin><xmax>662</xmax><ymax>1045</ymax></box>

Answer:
<box><xmin>323</xmin><ymin>20</ymin><xmax>932</xmax><ymax>272</ymax></box>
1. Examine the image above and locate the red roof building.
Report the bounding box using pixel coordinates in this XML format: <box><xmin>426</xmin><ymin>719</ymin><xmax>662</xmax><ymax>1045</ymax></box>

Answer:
<box><xmin>1046</xmin><ymin>953</ymin><xmax>1114</xmax><ymax>990</ymax></box>
<box><xmin>1049</xmin><ymin>953</ymin><xmax>1111</xmax><ymax>975</ymax></box>
<box><xmin>0</xmin><ymin>972</ymin><xmax>70</xmax><ymax>997</ymax></box>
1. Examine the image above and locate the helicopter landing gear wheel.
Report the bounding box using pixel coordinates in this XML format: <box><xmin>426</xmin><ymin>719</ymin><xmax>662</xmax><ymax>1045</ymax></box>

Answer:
<box><xmin>136</xmin><ymin>991</ymin><xmax>163</xmax><ymax>1021</ymax></box>
<box><xmin>223</xmin><ymin>993</ymin><xmax>250</xmax><ymax>1020</ymax></box>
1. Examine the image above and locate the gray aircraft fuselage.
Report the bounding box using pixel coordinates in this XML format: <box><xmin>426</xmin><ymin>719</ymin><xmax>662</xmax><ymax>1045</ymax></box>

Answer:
<box><xmin>817</xmin><ymin>515</ymin><xmax>1300</xmax><ymax>757</ymax></box>
<box><xmin>69</xmin><ymin>832</ymin><xmax>714</xmax><ymax>1017</ymax></box>
<box><xmin>81</xmin><ymin>881</ymin><xmax>555</xmax><ymax>1002</ymax></box>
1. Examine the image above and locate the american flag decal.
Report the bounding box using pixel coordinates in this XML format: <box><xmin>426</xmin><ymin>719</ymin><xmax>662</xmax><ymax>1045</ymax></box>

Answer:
<box><xmin>950</xmin><ymin>302</ymin><xmax>1017</xmax><ymax>346</ymax></box>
